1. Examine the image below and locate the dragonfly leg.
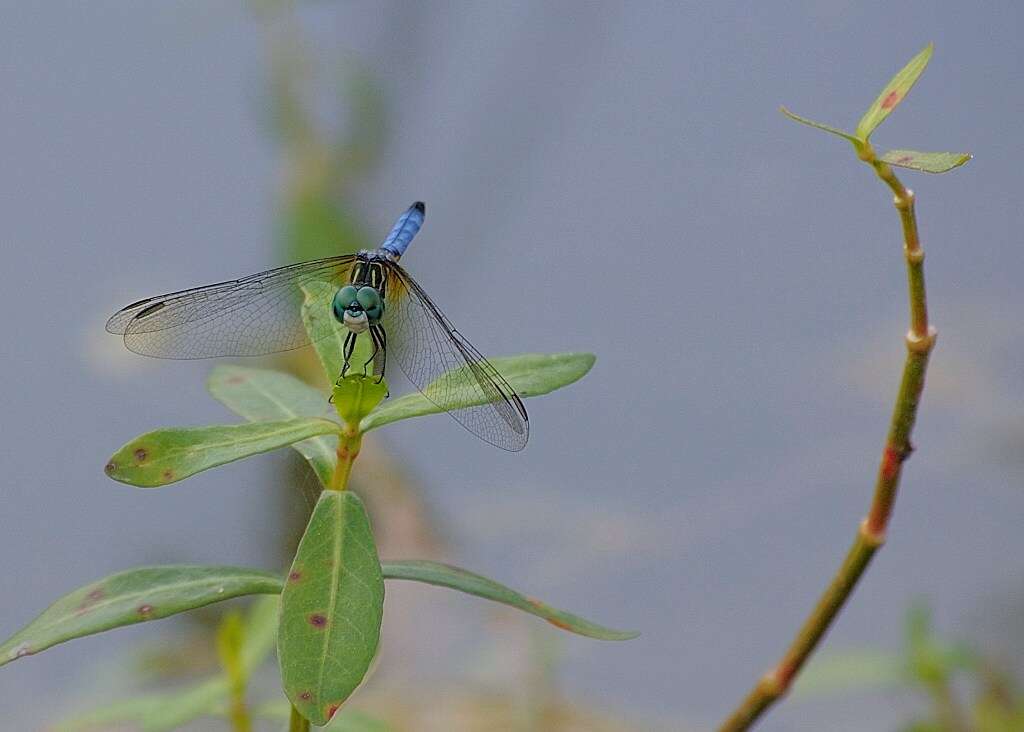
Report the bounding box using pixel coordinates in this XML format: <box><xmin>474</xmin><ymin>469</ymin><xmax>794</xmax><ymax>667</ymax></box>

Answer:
<box><xmin>370</xmin><ymin>325</ymin><xmax>387</xmax><ymax>385</ymax></box>
<box><xmin>339</xmin><ymin>331</ymin><xmax>356</xmax><ymax>381</ymax></box>
<box><xmin>362</xmin><ymin>330</ymin><xmax>379</xmax><ymax>377</ymax></box>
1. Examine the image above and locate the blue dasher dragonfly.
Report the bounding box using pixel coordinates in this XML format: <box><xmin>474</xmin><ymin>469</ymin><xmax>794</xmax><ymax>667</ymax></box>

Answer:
<box><xmin>107</xmin><ymin>202</ymin><xmax>529</xmax><ymax>451</ymax></box>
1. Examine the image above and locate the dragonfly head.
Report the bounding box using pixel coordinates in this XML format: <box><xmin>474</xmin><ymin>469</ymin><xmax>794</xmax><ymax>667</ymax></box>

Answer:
<box><xmin>333</xmin><ymin>284</ymin><xmax>384</xmax><ymax>333</ymax></box>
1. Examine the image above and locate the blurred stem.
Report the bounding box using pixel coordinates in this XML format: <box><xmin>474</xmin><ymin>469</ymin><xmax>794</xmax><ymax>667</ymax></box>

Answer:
<box><xmin>926</xmin><ymin>678</ymin><xmax>970</xmax><ymax>732</ymax></box>
<box><xmin>290</xmin><ymin>704</ymin><xmax>311</xmax><ymax>732</ymax></box>
<box><xmin>329</xmin><ymin>428</ymin><xmax>361</xmax><ymax>491</ymax></box>
<box><xmin>227</xmin><ymin>692</ymin><xmax>252</xmax><ymax>732</ymax></box>
<box><xmin>717</xmin><ymin>140</ymin><xmax>937</xmax><ymax>732</ymax></box>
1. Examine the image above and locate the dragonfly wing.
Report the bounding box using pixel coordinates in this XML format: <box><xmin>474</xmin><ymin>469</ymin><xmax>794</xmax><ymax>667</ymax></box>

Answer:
<box><xmin>382</xmin><ymin>263</ymin><xmax>529</xmax><ymax>451</ymax></box>
<box><xmin>107</xmin><ymin>255</ymin><xmax>356</xmax><ymax>359</ymax></box>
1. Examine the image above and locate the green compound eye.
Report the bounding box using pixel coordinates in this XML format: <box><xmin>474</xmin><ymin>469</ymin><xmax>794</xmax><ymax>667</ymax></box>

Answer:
<box><xmin>355</xmin><ymin>287</ymin><xmax>381</xmax><ymax>310</ymax></box>
<box><xmin>338</xmin><ymin>285</ymin><xmax>359</xmax><ymax>304</ymax></box>
<box><xmin>332</xmin><ymin>285</ymin><xmax>360</xmax><ymax>322</ymax></box>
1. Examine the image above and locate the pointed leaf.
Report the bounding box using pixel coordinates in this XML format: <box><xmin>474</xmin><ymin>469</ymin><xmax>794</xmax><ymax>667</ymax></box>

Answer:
<box><xmin>0</xmin><ymin>566</ymin><xmax>280</xmax><ymax>668</ymax></box>
<box><xmin>780</xmin><ymin>106</ymin><xmax>860</xmax><ymax>145</ymax></box>
<box><xmin>302</xmin><ymin>281</ymin><xmax>375</xmax><ymax>382</ymax></box>
<box><xmin>383</xmin><ymin>560</ymin><xmax>637</xmax><ymax>641</ymax></box>
<box><xmin>208</xmin><ymin>364</ymin><xmax>338</xmax><ymax>486</ymax></box>
<box><xmin>879</xmin><ymin>149</ymin><xmax>972</xmax><ymax>174</ymax></box>
<box><xmin>856</xmin><ymin>43</ymin><xmax>934</xmax><ymax>140</ymax></box>
<box><xmin>49</xmin><ymin>595</ymin><xmax>279</xmax><ymax>732</ymax></box>
<box><xmin>332</xmin><ymin>375</ymin><xmax>388</xmax><ymax>426</ymax></box>
<box><xmin>105</xmin><ymin>418</ymin><xmax>342</xmax><ymax>487</ymax></box>
<box><xmin>280</xmin><ymin>491</ymin><xmax>384</xmax><ymax>726</ymax></box>
<box><xmin>362</xmin><ymin>352</ymin><xmax>595</xmax><ymax>432</ymax></box>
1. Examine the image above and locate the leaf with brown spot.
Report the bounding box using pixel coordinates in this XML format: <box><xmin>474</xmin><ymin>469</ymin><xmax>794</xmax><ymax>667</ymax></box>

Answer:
<box><xmin>0</xmin><ymin>566</ymin><xmax>281</xmax><ymax>668</ymax></box>
<box><xmin>279</xmin><ymin>491</ymin><xmax>384</xmax><ymax>726</ymax></box>
<box><xmin>856</xmin><ymin>43</ymin><xmax>934</xmax><ymax>140</ymax></box>
<box><xmin>105</xmin><ymin>418</ymin><xmax>342</xmax><ymax>488</ymax></box>
<box><xmin>879</xmin><ymin>148</ymin><xmax>972</xmax><ymax>174</ymax></box>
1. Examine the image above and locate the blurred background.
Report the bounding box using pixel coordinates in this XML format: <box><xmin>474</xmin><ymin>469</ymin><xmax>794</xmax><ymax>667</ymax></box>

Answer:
<box><xmin>1</xmin><ymin>2</ymin><xmax>1022</xmax><ymax>730</ymax></box>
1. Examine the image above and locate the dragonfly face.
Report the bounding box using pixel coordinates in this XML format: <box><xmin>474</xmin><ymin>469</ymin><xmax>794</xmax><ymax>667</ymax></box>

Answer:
<box><xmin>332</xmin><ymin>284</ymin><xmax>384</xmax><ymax>334</ymax></box>
<box><xmin>106</xmin><ymin>201</ymin><xmax>530</xmax><ymax>450</ymax></box>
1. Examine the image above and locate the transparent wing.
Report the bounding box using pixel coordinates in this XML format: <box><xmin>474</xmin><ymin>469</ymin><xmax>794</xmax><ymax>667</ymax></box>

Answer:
<box><xmin>106</xmin><ymin>255</ymin><xmax>357</xmax><ymax>359</ymax></box>
<box><xmin>382</xmin><ymin>263</ymin><xmax>529</xmax><ymax>451</ymax></box>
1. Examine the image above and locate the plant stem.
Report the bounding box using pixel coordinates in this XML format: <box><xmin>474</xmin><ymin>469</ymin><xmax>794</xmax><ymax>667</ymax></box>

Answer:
<box><xmin>290</xmin><ymin>703</ymin><xmax>311</xmax><ymax>732</ymax></box>
<box><xmin>329</xmin><ymin>428</ymin><xmax>361</xmax><ymax>491</ymax></box>
<box><xmin>717</xmin><ymin>141</ymin><xmax>937</xmax><ymax>731</ymax></box>
<box><xmin>227</xmin><ymin>690</ymin><xmax>252</xmax><ymax>732</ymax></box>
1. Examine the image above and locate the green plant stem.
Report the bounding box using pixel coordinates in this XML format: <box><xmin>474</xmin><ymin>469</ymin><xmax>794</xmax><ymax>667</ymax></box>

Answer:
<box><xmin>290</xmin><ymin>703</ymin><xmax>311</xmax><ymax>732</ymax></box>
<box><xmin>227</xmin><ymin>688</ymin><xmax>252</xmax><ymax>732</ymax></box>
<box><xmin>329</xmin><ymin>428</ymin><xmax>361</xmax><ymax>491</ymax></box>
<box><xmin>717</xmin><ymin>141</ymin><xmax>937</xmax><ymax>732</ymax></box>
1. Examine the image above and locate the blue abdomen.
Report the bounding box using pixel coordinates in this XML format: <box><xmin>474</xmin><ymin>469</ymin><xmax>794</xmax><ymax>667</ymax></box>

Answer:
<box><xmin>380</xmin><ymin>201</ymin><xmax>425</xmax><ymax>258</ymax></box>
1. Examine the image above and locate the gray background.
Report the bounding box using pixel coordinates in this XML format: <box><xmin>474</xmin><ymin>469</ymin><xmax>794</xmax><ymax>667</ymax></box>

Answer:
<box><xmin>1</xmin><ymin>2</ymin><xmax>1022</xmax><ymax>730</ymax></box>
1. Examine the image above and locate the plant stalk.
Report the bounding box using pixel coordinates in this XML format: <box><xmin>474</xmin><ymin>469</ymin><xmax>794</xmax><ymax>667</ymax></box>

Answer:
<box><xmin>290</xmin><ymin>703</ymin><xmax>311</xmax><ymax>732</ymax></box>
<box><xmin>226</xmin><ymin>691</ymin><xmax>252</xmax><ymax>732</ymax></box>
<box><xmin>329</xmin><ymin>428</ymin><xmax>361</xmax><ymax>491</ymax></box>
<box><xmin>717</xmin><ymin>141</ymin><xmax>937</xmax><ymax>731</ymax></box>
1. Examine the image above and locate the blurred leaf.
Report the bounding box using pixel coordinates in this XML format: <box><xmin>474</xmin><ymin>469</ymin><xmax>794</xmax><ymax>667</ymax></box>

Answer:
<box><xmin>794</xmin><ymin>649</ymin><xmax>907</xmax><ymax>697</ymax></box>
<box><xmin>105</xmin><ymin>418</ymin><xmax>341</xmax><ymax>487</ymax></box>
<box><xmin>301</xmin><ymin>280</ymin><xmax>375</xmax><ymax>382</ymax></box>
<box><xmin>384</xmin><ymin>560</ymin><xmax>638</xmax><ymax>641</ymax></box>
<box><xmin>49</xmin><ymin>596</ymin><xmax>279</xmax><ymax>732</ymax></box>
<box><xmin>362</xmin><ymin>352</ymin><xmax>595</xmax><ymax>432</ymax></box>
<box><xmin>880</xmin><ymin>149</ymin><xmax>972</xmax><ymax>173</ymax></box>
<box><xmin>856</xmin><ymin>43</ymin><xmax>933</xmax><ymax>140</ymax></box>
<box><xmin>333</xmin><ymin>375</ymin><xmax>388</xmax><ymax>426</ymax></box>
<box><xmin>780</xmin><ymin>106</ymin><xmax>860</xmax><ymax>145</ymax></box>
<box><xmin>208</xmin><ymin>364</ymin><xmax>338</xmax><ymax>486</ymax></box>
<box><xmin>280</xmin><ymin>491</ymin><xmax>384</xmax><ymax>725</ymax></box>
<box><xmin>283</xmin><ymin>194</ymin><xmax>368</xmax><ymax>263</ymax></box>
<box><xmin>0</xmin><ymin>566</ymin><xmax>280</xmax><ymax>668</ymax></box>
<box><xmin>905</xmin><ymin>603</ymin><xmax>978</xmax><ymax>686</ymax></box>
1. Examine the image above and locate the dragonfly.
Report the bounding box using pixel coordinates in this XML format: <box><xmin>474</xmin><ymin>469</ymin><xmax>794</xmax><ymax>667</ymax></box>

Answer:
<box><xmin>107</xmin><ymin>202</ymin><xmax>529</xmax><ymax>451</ymax></box>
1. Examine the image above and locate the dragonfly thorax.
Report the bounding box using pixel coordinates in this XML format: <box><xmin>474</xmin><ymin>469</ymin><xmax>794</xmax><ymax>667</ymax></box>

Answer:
<box><xmin>332</xmin><ymin>284</ymin><xmax>384</xmax><ymax>334</ymax></box>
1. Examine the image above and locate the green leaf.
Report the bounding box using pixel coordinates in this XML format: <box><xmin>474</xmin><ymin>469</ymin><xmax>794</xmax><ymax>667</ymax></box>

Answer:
<box><xmin>333</xmin><ymin>375</ymin><xmax>388</xmax><ymax>426</ymax></box>
<box><xmin>280</xmin><ymin>491</ymin><xmax>384</xmax><ymax>725</ymax></box>
<box><xmin>301</xmin><ymin>280</ymin><xmax>375</xmax><ymax>382</ymax></box>
<box><xmin>880</xmin><ymin>149</ymin><xmax>972</xmax><ymax>174</ymax></box>
<box><xmin>49</xmin><ymin>595</ymin><xmax>279</xmax><ymax>732</ymax></box>
<box><xmin>383</xmin><ymin>560</ymin><xmax>638</xmax><ymax>641</ymax></box>
<box><xmin>856</xmin><ymin>43</ymin><xmax>934</xmax><ymax>140</ymax></box>
<box><xmin>208</xmin><ymin>364</ymin><xmax>338</xmax><ymax>486</ymax></box>
<box><xmin>780</xmin><ymin>106</ymin><xmax>860</xmax><ymax>145</ymax></box>
<box><xmin>361</xmin><ymin>352</ymin><xmax>595</xmax><ymax>432</ymax></box>
<box><xmin>105</xmin><ymin>418</ymin><xmax>342</xmax><ymax>487</ymax></box>
<box><xmin>0</xmin><ymin>566</ymin><xmax>280</xmax><ymax>668</ymax></box>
